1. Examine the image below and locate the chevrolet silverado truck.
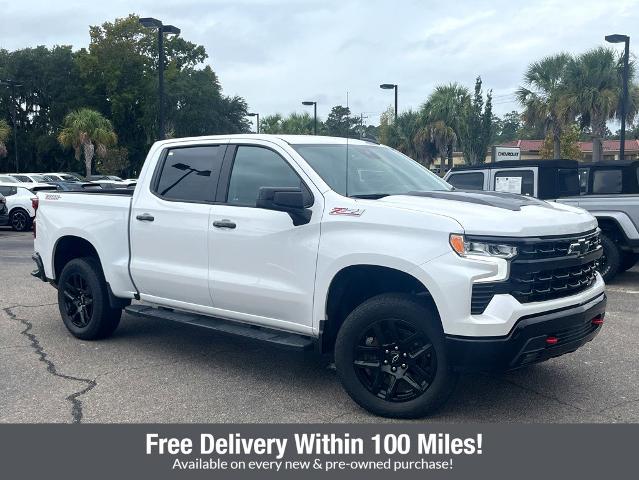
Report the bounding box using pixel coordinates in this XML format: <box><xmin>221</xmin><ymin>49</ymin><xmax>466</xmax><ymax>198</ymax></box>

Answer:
<box><xmin>31</xmin><ymin>135</ymin><xmax>606</xmax><ymax>418</ymax></box>
<box><xmin>444</xmin><ymin>159</ymin><xmax>639</xmax><ymax>281</ymax></box>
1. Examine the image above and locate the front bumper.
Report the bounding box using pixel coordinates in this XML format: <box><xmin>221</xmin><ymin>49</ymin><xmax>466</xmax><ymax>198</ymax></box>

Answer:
<box><xmin>446</xmin><ymin>293</ymin><xmax>606</xmax><ymax>372</ymax></box>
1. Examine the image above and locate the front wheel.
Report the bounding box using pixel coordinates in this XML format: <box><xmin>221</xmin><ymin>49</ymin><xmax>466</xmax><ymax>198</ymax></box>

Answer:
<box><xmin>334</xmin><ymin>293</ymin><xmax>457</xmax><ymax>418</ymax></box>
<box><xmin>57</xmin><ymin>257</ymin><xmax>121</xmax><ymax>340</ymax></box>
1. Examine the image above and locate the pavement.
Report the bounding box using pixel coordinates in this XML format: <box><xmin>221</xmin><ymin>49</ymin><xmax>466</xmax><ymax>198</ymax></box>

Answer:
<box><xmin>1</xmin><ymin>228</ymin><xmax>638</xmax><ymax>424</ymax></box>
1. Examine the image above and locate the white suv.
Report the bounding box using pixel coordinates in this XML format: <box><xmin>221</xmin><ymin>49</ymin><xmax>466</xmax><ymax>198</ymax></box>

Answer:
<box><xmin>0</xmin><ymin>183</ymin><xmax>56</xmax><ymax>231</ymax></box>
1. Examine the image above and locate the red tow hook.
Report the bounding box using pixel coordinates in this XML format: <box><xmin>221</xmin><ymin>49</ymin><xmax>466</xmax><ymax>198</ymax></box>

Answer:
<box><xmin>545</xmin><ymin>336</ymin><xmax>559</xmax><ymax>345</ymax></box>
<box><xmin>591</xmin><ymin>314</ymin><xmax>604</xmax><ymax>326</ymax></box>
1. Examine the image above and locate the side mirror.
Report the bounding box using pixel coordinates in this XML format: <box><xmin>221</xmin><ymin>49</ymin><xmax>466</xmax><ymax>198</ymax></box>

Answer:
<box><xmin>256</xmin><ymin>187</ymin><xmax>312</xmax><ymax>226</ymax></box>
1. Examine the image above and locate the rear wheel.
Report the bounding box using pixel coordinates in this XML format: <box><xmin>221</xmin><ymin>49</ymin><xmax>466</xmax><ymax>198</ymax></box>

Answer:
<box><xmin>10</xmin><ymin>208</ymin><xmax>31</xmax><ymax>232</ymax></box>
<box><xmin>57</xmin><ymin>257</ymin><xmax>121</xmax><ymax>340</ymax></box>
<box><xmin>334</xmin><ymin>293</ymin><xmax>457</xmax><ymax>418</ymax></box>
<box><xmin>598</xmin><ymin>234</ymin><xmax>620</xmax><ymax>282</ymax></box>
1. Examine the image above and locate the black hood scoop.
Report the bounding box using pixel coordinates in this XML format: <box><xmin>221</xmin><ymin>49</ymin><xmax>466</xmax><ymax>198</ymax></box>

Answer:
<box><xmin>405</xmin><ymin>190</ymin><xmax>551</xmax><ymax>211</ymax></box>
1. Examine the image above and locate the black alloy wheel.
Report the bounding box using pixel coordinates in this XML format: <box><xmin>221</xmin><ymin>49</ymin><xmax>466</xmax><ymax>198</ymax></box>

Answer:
<box><xmin>62</xmin><ymin>272</ymin><xmax>94</xmax><ymax>328</ymax></box>
<box><xmin>353</xmin><ymin>318</ymin><xmax>437</xmax><ymax>402</ymax></box>
<box><xmin>10</xmin><ymin>209</ymin><xmax>29</xmax><ymax>232</ymax></box>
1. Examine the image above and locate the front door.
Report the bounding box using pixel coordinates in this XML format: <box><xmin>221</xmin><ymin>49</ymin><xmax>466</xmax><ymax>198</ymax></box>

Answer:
<box><xmin>130</xmin><ymin>143</ymin><xmax>227</xmax><ymax>307</ymax></box>
<box><xmin>208</xmin><ymin>143</ymin><xmax>322</xmax><ymax>333</ymax></box>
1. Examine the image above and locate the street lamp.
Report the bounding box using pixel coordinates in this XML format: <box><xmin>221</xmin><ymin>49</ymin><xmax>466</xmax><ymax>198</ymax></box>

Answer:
<box><xmin>302</xmin><ymin>101</ymin><xmax>317</xmax><ymax>135</ymax></box>
<box><xmin>0</xmin><ymin>79</ymin><xmax>23</xmax><ymax>172</ymax></box>
<box><xmin>605</xmin><ymin>33</ymin><xmax>630</xmax><ymax>160</ymax></box>
<box><xmin>139</xmin><ymin>17</ymin><xmax>181</xmax><ymax>140</ymax></box>
<box><xmin>248</xmin><ymin>112</ymin><xmax>260</xmax><ymax>133</ymax></box>
<box><xmin>380</xmin><ymin>83</ymin><xmax>398</xmax><ymax>122</ymax></box>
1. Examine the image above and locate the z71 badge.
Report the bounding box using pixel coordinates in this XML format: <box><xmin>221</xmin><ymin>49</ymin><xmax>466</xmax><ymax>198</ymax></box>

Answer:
<box><xmin>329</xmin><ymin>207</ymin><xmax>365</xmax><ymax>217</ymax></box>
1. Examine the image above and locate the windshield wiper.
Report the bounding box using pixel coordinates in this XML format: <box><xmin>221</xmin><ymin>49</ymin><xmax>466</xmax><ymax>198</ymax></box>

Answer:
<box><xmin>349</xmin><ymin>193</ymin><xmax>390</xmax><ymax>199</ymax></box>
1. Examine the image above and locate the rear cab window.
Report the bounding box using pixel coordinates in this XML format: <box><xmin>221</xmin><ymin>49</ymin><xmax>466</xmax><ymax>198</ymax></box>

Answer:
<box><xmin>153</xmin><ymin>145</ymin><xmax>227</xmax><ymax>203</ymax></box>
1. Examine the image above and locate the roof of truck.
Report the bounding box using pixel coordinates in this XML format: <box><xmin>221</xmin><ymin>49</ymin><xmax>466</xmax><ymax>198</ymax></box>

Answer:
<box><xmin>154</xmin><ymin>134</ymin><xmax>378</xmax><ymax>147</ymax></box>
<box><xmin>579</xmin><ymin>160</ymin><xmax>639</xmax><ymax>168</ymax></box>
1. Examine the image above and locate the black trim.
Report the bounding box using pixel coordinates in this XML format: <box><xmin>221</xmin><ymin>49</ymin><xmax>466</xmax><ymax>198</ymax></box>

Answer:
<box><xmin>31</xmin><ymin>253</ymin><xmax>47</xmax><ymax>282</ymax></box>
<box><xmin>407</xmin><ymin>190</ymin><xmax>550</xmax><ymax>211</ymax></box>
<box><xmin>447</xmin><ymin>293</ymin><xmax>606</xmax><ymax>372</ymax></box>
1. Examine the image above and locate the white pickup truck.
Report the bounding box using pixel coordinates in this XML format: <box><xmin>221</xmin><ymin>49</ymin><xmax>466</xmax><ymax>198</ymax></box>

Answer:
<box><xmin>32</xmin><ymin>135</ymin><xmax>606</xmax><ymax>418</ymax></box>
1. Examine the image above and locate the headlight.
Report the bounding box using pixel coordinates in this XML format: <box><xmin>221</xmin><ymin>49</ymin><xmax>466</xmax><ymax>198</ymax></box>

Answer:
<box><xmin>449</xmin><ymin>234</ymin><xmax>518</xmax><ymax>259</ymax></box>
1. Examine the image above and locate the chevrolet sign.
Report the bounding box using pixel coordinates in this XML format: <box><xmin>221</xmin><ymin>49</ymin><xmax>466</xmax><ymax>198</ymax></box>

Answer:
<box><xmin>492</xmin><ymin>146</ymin><xmax>521</xmax><ymax>161</ymax></box>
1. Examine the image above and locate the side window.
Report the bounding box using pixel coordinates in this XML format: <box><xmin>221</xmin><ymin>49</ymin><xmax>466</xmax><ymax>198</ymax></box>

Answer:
<box><xmin>154</xmin><ymin>145</ymin><xmax>226</xmax><ymax>202</ymax></box>
<box><xmin>592</xmin><ymin>169</ymin><xmax>622</xmax><ymax>194</ymax></box>
<box><xmin>447</xmin><ymin>172</ymin><xmax>485</xmax><ymax>190</ymax></box>
<box><xmin>494</xmin><ymin>170</ymin><xmax>534</xmax><ymax>196</ymax></box>
<box><xmin>227</xmin><ymin>146</ymin><xmax>305</xmax><ymax>207</ymax></box>
<box><xmin>578</xmin><ymin>168</ymin><xmax>590</xmax><ymax>194</ymax></box>
<box><xmin>0</xmin><ymin>186</ymin><xmax>17</xmax><ymax>196</ymax></box>
<box><xmin>11</xmin><ymin>175</ymin><xmax>30</xmax><ymax>183</ymax></box>
<box><xmin>558</xmin><ymin>168</ymin><xmax>580</xmax><ymax>196</ymax></box>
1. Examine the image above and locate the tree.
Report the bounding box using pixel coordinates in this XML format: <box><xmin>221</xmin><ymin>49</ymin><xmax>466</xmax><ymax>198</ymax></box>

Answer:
<box><xmin>58</xmin><ymin>108</ymin><xmax>117</xmax><ymax>177</ymax></box>
<box><xmin>517</xmin><ymin>53</ymin><xmax>571</xmax><ymax>158</ymax></box>
<box><xmin>415</xmin><ymin>120</ymin><xmax>456</xmax><ymax>172</ymax></box>
<box><xmin>0</xmin><ymin>119</ymin><xmax>9</xmax><ymax>158</ymax></box>
<box><xmin>459</xmin><ymin>77</ymin><xmax>493</xmax><ymax>165</ymax></box>
<box><xmin>324</xmin><ymin>105</ymin><xmax>357</xmax><ymax>137</ymax></box>
<box><xmin>96</xmin><ymin>146</ymin><xmax>129</xmax><ymax>176</ymax></box>
<box><xmin>494</xmin><ymin>111</ymin><xmax>522</xmax><ymax>143</ymax></box>
<box><xmin>259</xmin><ymin>112</ymin><xmax>319</xmax><ymax>134</ymax></box>
<box><xmin>540</xmin><ymin>123</ymin><xmax>582</xmax><ymax>160</ymax></box>
<box><xmin>564</xmin><ymin>47</ymin><xmax>638</xmax><ymax>161</ymax></box>
<box><xmin>421</xmin><ymin>83</ymin><xmax>470</xmax><ymax>169</ymax></box>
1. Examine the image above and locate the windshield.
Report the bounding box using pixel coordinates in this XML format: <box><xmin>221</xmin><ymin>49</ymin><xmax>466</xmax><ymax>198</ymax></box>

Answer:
<box><xmin>293</xmin><ymin>144</ymin><xmax>451</xmax><ymax>198</ymax></box>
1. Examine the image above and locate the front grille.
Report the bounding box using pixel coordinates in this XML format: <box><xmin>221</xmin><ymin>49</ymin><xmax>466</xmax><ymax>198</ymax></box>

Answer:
<box><xmin>470</xmin><ymin>230</ymin><xmax>602</xmax><ymax>315</ymax></box>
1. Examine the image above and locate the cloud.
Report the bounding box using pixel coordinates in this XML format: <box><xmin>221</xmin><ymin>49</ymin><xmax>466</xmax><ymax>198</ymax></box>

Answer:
<box><xmin>3</xmin><ymin>0</ymin><xmax>639</xmax><ymax>123</ymax></box>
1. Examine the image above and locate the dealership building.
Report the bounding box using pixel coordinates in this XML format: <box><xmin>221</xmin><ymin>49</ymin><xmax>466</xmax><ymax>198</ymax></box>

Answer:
<box><xmin>497</xmin><ymin>139</ymin><xmax>639</xmax><ymax>161</ymax></box>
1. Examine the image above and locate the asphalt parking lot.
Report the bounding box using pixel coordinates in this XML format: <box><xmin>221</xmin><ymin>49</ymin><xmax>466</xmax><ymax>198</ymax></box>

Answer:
<box><xmin>1</xmin><ymin>228</ymin><xmax>638</xmax><ymax>424</ymax></box>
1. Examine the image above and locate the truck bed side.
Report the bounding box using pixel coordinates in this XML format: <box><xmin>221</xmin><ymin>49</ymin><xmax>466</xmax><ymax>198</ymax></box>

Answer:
<box><xmin>34</xmin><ymin>191</ymin><xmax>137</xmax><ymax>298</ymax></box>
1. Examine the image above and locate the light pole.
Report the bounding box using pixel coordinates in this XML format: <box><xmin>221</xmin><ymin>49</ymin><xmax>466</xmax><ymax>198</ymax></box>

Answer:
<box><xmin>248</xmin><ymin>112</ymin><xmax>260</xmax><ymax>133</ymax></box>
<box><xmin>139</xmin><ymin>17</ymin><xmax>181</xmax><ymax>140</ymax></box>
<box><xmin>302</xmin><ymin>101</ymin><xmax>317</xmax><ymax>135</ymax></box>
<box><xmin>380</xmin><ymin>83</ymin><xmax>398</xmax><ymax>122</ymax></box>
<box><xmin>605</xmin><ymin>34</ymin><xmax>630</xmax><ymax>160</ymax></box>
<box><xmin>0</xmin><ymin>79</ymin><xmax>23</xmax><ymax>172</ymax></box>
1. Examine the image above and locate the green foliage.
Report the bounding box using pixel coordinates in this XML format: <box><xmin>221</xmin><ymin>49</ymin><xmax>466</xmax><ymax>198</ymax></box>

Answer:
<box><xmin>0</xmin><ymin>14</ymin><xmax>250</xmax><ymax>174</ymax></box>
<box><xmin>96</xmin><ymin>146</ymin><xmax>130</xmax><ymax>176</ymax></box>
<box><xmin>458</xmin><ymin>77</ymin><xmax>493</xmax><ymax>165</ymax></box>
<box><xmin>58</xmin><ymin>108</ymin><xmax>117</xmax><ymax>177</ymax></box>
<box><xmin>540</xmin><ymin>123</ymin><xmax>582</xmax><ymax>160</ymax></box>
<box><xmin>493</xmin><ymin>111</ymin><xmax>522</xmax><ymax>143</ymax></box>
<box><xmin>0</xmin><ymin>119</ymin><xmax>9</xmax><ymax>158</ymax></box>
<box><xmin>324</xmin><ymin>105</ymin><xmax>359</xmax><ymax>137</ymax></box>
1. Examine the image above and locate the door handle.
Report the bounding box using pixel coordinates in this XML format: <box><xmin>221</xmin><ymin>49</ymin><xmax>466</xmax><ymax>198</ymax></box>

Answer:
<box><xmin>213</xmin><ymin>219</ymin><xmax>236</xmax><ymax>229</ymax></box>
<box><xmin>136</xmin><ymin>213</ymin><xmax>154</xmax><ymax>222</ymax></box>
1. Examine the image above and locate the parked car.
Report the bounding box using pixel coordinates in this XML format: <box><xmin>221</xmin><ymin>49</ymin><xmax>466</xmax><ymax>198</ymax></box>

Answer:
<box><xmin>0</xmin><ymin>175</ymin><xmax>16</xmax><ymax>183</ymax></box>
<box><xmin>0</xmin><ymin>193</ymin><xmax>8</xmax><ymax>227</ymax></box>
<box><xmin>32</xmin><ymin>135</ymin><xmax>605</xmax><ymax>418</ymax></box>
<box><xmin>444</xmin><ymin>159</ymin><xmax>639</xmax><ymax>280</ymax></box>
<box><xmin>0</xmin><ymin>182</ymin><xmax>58</xmax><ymax>231</ymax></box>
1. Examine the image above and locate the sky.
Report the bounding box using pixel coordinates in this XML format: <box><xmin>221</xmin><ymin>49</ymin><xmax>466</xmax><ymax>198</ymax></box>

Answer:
<box><xmin>2</xmin><ymin>0</ymin><xmax>639</xmax><ymax>127</ymax></box>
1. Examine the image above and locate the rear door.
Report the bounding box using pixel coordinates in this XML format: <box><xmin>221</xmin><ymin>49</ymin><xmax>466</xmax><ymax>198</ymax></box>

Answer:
<box><xmin>129</xmin><ymin>142</ymin><xmax>227</xmax><ymax>307</ymax></box>
<box><xmin>208</xmin><ymin>142</ymin><xmax>322</xmax><ymax>333</ymax></box>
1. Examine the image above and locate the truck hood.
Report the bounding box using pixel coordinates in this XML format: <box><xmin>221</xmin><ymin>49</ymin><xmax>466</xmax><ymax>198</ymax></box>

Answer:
<box><xmin>377</xmin><ymin>190</ymin><xmax>597</xmax><ymax>237</ymax></box>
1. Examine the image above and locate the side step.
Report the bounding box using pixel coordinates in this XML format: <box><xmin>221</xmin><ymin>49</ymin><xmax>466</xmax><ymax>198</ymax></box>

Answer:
<box><xmin>124</xmin><ymin>304</ymin><xmax>315</xmax><ymax>351</ymax></box>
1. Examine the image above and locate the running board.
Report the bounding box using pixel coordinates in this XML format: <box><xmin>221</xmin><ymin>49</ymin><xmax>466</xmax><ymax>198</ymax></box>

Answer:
<box><xmin>124</xmin><ymin>304</ymin><xmax>315</xmax><ymax>351</ymax></box>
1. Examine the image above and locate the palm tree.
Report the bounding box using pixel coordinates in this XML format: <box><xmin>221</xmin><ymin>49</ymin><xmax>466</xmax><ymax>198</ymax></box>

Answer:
<box><xmin>58</xmin><ymin>108</ymin><xmax>117</xmax><ymax>177</ymax></box>
<box><xmin>0</xmin><ymin>119</ymin><xmax>10</xmax><ymax>158</ymax></box>
<box><xmin>421</xmin><ymin>83</ymin><xmax>470</xmax><ymax>169</ymax></box>
<box><xmin>564</xmin><ymin>47</ymin><xmax>638</xmax><ymax>161</ymax></box>
<box><xmin>389</xmin><ymin>110</ymin><xmax>436</xmax><ymax>165</ymax></box>
<box><xmin>516</xmin><ymin>53</ymin><xmax>572</xmax><ymax>159</ymax></box>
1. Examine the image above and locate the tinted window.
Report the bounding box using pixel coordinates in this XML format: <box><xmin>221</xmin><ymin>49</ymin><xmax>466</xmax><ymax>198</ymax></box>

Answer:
<box><xmin>448</xmin><ymin>172</ymin><xmax>485</xmax><ymax>190</ymax></box>
<box><xmin>227</xmin><ymin>146</ymin><xmax>304</xmax><ymax>207</ymax></box>
<box><xmin>558</xmin><ymin>168</ymin><xmax>580</xmax><ymax>196</ymax></box>
<box><xmin>578</xmin><ymin>168</ymin><xmax>590</xmax><ymax>194</ymax></box>
<box><xmin>155</xmin><ymin>145</ymin><xmax>226</xmax><ymax>202</ymax></box>
<box><xmin>592</xmin><ymin>169</ymin><xmax>622</xmax><ymax>194</ymax></box>
<box><xmin>0</xmin><ymin>186</ymin><xmax>17</xmax><ymax>196</ymax></box>
<box><xmin>494</xmin><ymin>170</ymin><xmax>534</xmax><ymax>196</ymax></box>
<box><xmin>11</xmin><ymin>175</ymin><xmax>31</xmax><ymax>183</ymax></box>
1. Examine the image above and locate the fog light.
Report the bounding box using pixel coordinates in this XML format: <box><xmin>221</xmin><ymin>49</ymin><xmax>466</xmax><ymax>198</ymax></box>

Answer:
<box><xmin>545</xmin><ymin>336</ymin><xmax>559</xmax><ymax>345</ymax></box>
